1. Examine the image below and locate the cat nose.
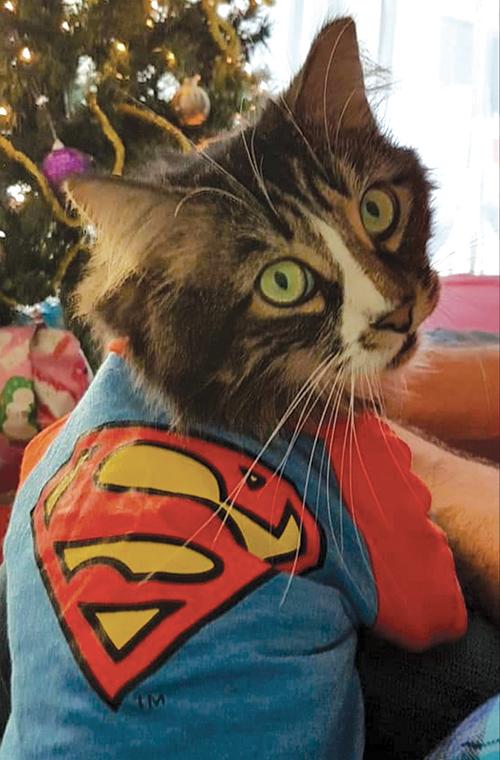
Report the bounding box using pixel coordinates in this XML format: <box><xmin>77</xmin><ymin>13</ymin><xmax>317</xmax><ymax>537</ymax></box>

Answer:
<box><xmin>372</xmin><ymin>302</ymin><xmax>414</xmax><ymax>334</ymax></box>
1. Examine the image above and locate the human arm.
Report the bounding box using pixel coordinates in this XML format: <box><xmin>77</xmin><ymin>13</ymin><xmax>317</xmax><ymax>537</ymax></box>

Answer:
<box><xmin>390</xmin><ymin>423</ymin><xmax>500</xmax><ymax>626</ymax></box>
<box><xmin>382</xmin><ymin>344</ymin><xmax>499</xmax><ymax>444</ymax></box>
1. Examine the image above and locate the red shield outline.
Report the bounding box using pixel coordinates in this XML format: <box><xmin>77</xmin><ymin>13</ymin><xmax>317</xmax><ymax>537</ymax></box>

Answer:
<box><xmin>31</xmin><ymin>423</ymin><xmax>324</xmax><ymax>707</ymax></box>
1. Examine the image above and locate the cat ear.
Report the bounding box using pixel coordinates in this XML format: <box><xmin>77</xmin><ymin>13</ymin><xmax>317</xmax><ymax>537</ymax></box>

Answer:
<box><xmin>65</xmin><ymin>176</ymin><xmax>184</xmax><ymax>321</ymax></box>
<box><xmin>285</xmin><ymin>17</ymin><xmax>374</xmax><ymax>134</ymax></box>
<box><xmin>65</xmin><ymin>176</ymin><xmax>167</xmax><ymax>231</ymax></box>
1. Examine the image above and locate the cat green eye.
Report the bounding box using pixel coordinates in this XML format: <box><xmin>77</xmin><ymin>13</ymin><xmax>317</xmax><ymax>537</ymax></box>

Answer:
<box><xmin>360</xmin><ymin>187</ymin><xmax>399</xmax><ymax>238</ymax></box>
<box><xmin>258</xmin><ymin>260</ymin><xmax>315</xmax><ymax>307</ymax></box>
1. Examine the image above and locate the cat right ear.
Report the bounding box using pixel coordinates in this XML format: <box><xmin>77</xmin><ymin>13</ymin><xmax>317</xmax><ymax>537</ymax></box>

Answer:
<box><xmin>284</xmin><ymin>17</ymin><xmax>374</xmax><ymax>135</ymax></box>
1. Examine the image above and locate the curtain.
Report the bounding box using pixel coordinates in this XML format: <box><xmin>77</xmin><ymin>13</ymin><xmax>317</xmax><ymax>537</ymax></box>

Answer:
<box><xmin>254</xmin><ymin>0</ymin><xmax>499</xmax><ymax>275</ymax></box>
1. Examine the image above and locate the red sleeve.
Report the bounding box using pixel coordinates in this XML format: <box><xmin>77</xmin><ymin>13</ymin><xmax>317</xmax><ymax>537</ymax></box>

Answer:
<box><xmin>19</xmin><ymin>414</ymin><xmax>69</xmax><ymax>488</ymax></box>
<box><xmin>322</xmin><ymin>414</ymin><xmax>467</xmax><ymax>651</ymax></box>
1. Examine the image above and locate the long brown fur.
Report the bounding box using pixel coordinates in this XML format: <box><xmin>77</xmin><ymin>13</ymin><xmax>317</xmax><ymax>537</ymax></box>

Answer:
<box><xmin>67</xmin><ymin>18</ymin><xmax>438</xmax><ymax>439</ymax></box>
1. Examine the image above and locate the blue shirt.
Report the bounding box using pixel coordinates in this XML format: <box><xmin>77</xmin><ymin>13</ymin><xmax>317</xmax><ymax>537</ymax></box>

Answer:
<box><xmin>1</xmin><ymin>353</ymin><xmax>466</xmax><ymax>759</ymax></box>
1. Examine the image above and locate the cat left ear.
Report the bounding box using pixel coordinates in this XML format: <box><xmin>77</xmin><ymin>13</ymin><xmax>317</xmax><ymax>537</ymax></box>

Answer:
<box><xmin>285</xmin><ymin>17</ymin><xmax>374</xmax><ymax>136</ymax></box>
<box><xmin>65</xmin><ymin>176</ymin><xmax>166</xmax><ymax>231</ymax></box>
<box><xmin>66</xmin><ymin>175</ymin><xmax>186</xmax><ymax>328</ymax></box>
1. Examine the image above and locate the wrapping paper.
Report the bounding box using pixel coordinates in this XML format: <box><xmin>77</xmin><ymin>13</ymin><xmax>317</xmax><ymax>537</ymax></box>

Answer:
<box><xmin>0</xmin><ymin>325</ymin><xmax>91</xmax><ymax>504</ymax></box>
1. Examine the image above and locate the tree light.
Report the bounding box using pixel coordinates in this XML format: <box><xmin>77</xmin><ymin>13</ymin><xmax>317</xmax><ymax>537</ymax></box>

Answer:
<box><xmin>61</xmin><ymin>20</ymin><xmax>71</xmax><ymax>32</ymax></box>
<box><xmin>18</xmin><ymin>46</ymin><xmax>34</xmax><ymax>64</ymax></box>
<box><xmin>6</xmin><ymin>182</ymin><xmax>32</xmax><ymax>209</ymax></box>
<box><xmin>148</xmin><ymin>0</ymin><xmax>167</xmax><ymax>23</ymax></box>
<box><xmin>0</xmin><ymin>99</ymin><xmax>13</xmax><ymax>131</ymax></box>
<box><xmin>3</xmin><ymin>1</ymin><xmax>15</xmax><ymax>12</ymax></box>
<box><xmin>113</xmin><ymin>40</ymin><xmax>128</xmax><ymax>54</ymax></box>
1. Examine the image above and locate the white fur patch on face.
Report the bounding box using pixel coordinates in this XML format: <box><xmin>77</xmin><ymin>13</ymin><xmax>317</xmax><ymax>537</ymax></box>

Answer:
<box><xmin>312</xmin><ymin>217</ymin><xmax>398</xmax><ymax>369</ymax></box>
<box><xmin>348</xmin><ymin>344</ymin><xmax>395</xmax><ymax>376</ymax></box>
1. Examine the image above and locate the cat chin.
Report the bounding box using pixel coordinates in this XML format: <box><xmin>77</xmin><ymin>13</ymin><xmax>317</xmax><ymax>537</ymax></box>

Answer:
<box><xmin>346</xmin><ymin>333</ymin><xmax>419</xmax><ymax>388</ymax></box>
<box><xmin>345</xmin><ymin>346</ymin><xmax>395</xmax><ymax>379</ymax></box>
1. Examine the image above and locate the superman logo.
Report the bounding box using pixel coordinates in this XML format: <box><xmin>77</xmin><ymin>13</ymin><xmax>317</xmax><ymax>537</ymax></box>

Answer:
<box><xmin>31</xmin><ymin>424</ymin><xmax>324</xmax><ymax>707</ymax></box>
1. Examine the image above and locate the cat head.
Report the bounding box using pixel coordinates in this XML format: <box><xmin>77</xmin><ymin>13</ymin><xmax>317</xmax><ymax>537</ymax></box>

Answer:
<box><xmin>67</xmin><ymin>18</ymin><xmax>438</xmax><ymax>437</ymax></box>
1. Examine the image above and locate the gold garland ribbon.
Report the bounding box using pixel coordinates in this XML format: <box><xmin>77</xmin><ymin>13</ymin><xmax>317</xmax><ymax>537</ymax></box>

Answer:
<box><xmin>115</xmin><ymin>102</ymin><xmax>192</xmax><ymax>154</ymax></box>
<box><xmin>249</xmin><ymin>0</ymin><xmax>275</xmax><ymax>9</ymax></box>
<box><xmin>201</xmin><ymin>0</ymin><xmax>241</xmax><ymax>62</ymax></box>
<box><xmin>52</xmin><ymin>238</ymin><xmax>88</xmax><ymax>288</ymax></box>
<box><xmin>0</xmin><ymin>135</ymin><xmax>81</xmax><ymax>229</ymax></box>
<box><xmin>87</xmin><ymin>93</ymin><xmax>125</xmax><ymax>176</ymax></box>
<box><xmin>0</xmin><ymin>290</ymin><xmax>19</xmax><ymax>309</ymax></box>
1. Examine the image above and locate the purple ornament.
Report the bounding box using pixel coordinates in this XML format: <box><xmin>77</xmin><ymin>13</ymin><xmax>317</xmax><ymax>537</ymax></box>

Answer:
<box><xmin>42</xmin><ymin>141</ymin><xmax>91</xmax><ymax>188</ymax></box>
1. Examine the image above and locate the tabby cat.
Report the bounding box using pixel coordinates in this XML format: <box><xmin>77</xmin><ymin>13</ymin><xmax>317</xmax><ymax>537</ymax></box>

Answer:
<box><xmin>1</xmin><ymin>19</ymin><xmax>467</xmax><ymax>760</ymax></box>
<box><xmin>68</xmin><ymin>17</ymin><xmax>439</xmax><ymax>437</ymax></box>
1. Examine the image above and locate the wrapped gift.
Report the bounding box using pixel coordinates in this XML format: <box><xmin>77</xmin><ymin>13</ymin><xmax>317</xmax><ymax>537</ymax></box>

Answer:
<box><xmin>0</xmin><ymin>324</ymin><xmax>91</xmax><ymax>514</ymax></box>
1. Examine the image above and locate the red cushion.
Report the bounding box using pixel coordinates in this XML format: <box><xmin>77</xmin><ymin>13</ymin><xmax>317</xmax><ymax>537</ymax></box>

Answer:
<box><xmin>425</xmin><ymin>275</ymin><xmax>499</xmax><ymax>333</ymax></box>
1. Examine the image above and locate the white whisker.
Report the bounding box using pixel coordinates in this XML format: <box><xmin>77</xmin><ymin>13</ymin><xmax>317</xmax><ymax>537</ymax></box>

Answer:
<box><xmin>240</xmin><ymin>127</ymin><xmax>280</xmax><ymax>218</ymax></box>
<box><xmin>333</xmin><ymin>88</ymin><xmax>357</xmax><ymax>152</ymax></box>
<box><xmin>277</xmin><ymin>95</ymin><xmax>328</xmax><ymax>181</ymax></box>
<box><xmin>174</xmin><ymin>186</ymin><xmax>258</xmax><ymax>219</ymax></box>
<box><xmin>322</xmin><ymin>367</ymin><xmax>349</xmax><ymax>543</ymax></box>
<box><xmin>195</xmin><ymin>143</ymin><xmax>265</xmax><ymax>217</ymax></box>
<box><xmin>210</xmin><ymin>353</ymin><xmax>340</xmax><ymax>548</ymax></box>
<box><xmin>322</xmin><ymin>20</ymin><xmax>352</xmax><ymax>169</ymax></box>
<box><xmin>280</xmin><ymin>363</ymin><xmax>345</xmax><ymax>606</ymax></box>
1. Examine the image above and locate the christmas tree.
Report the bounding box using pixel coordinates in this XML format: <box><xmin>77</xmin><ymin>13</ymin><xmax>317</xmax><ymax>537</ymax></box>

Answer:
<box><xmin>0</xmin><ymin>0</ymin><xmax>273</xmax><ymax>326</ymax></box>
